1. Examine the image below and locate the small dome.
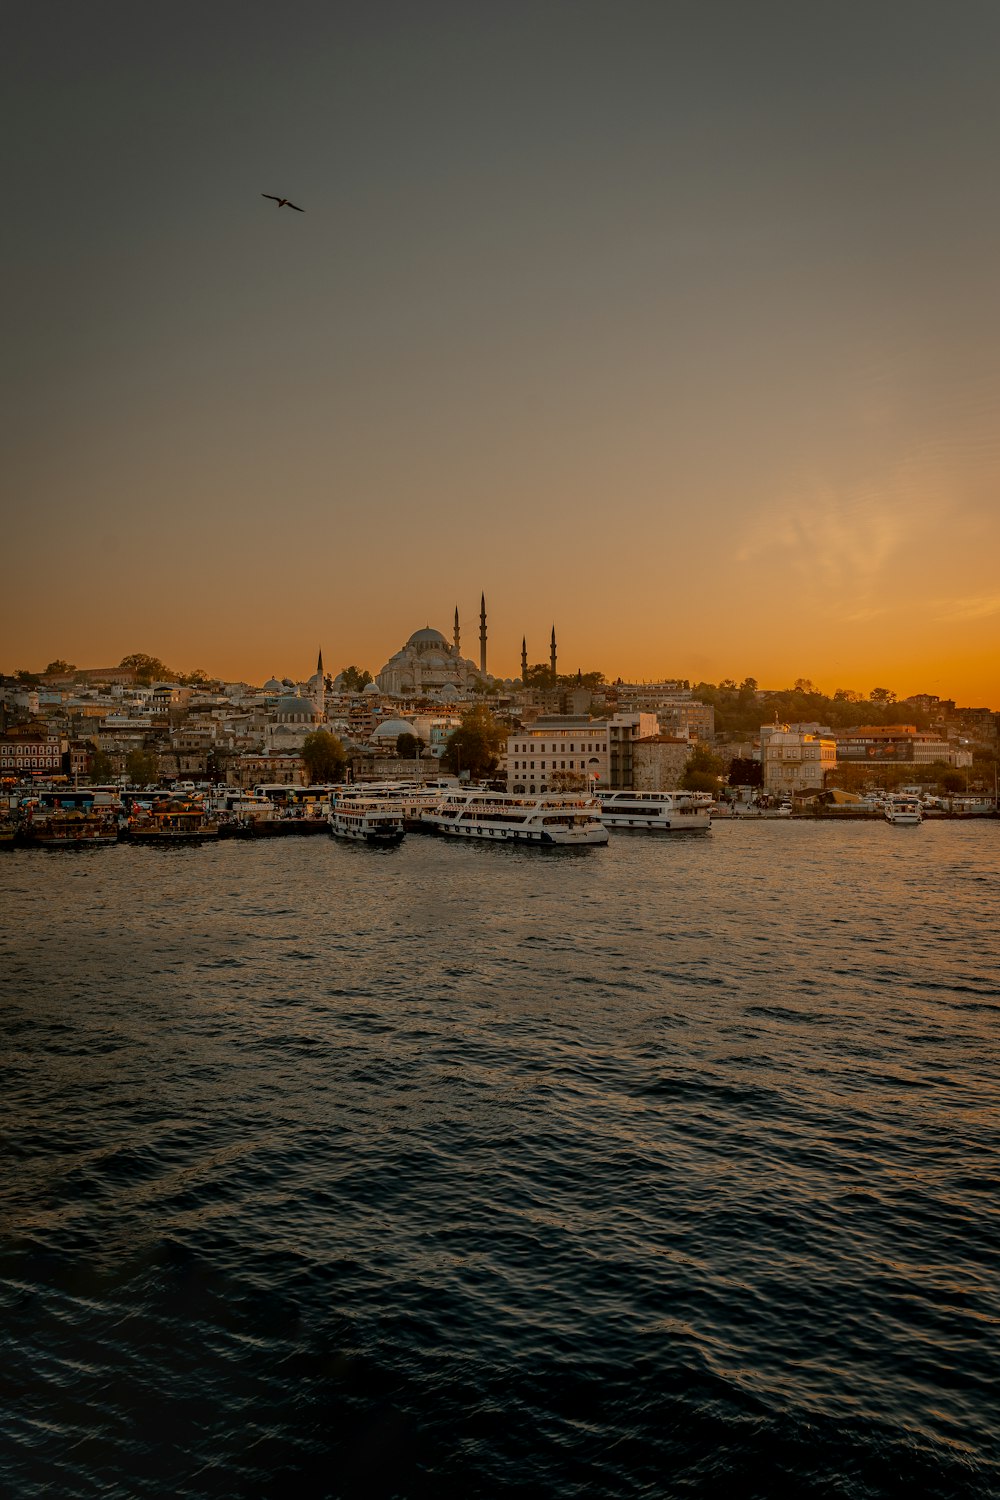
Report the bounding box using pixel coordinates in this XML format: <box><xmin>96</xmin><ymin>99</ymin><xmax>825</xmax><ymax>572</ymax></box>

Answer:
<box><xmin>362</xmin><ymin>681</ymin><xmax>381</xmax><ymax>695</ymax></box>
<box><xmin>370</xmin><ymin>717</ymin><xmax>419</xmax><ymax>743</ymax></box>
<box><xmin>263</xmin><ymin>678</ymin><xmax>283</xmax><ymax>692</ymax></box>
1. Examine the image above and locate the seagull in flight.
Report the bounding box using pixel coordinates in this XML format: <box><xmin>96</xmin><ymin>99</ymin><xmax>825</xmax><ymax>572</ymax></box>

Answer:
<box><xmin>262</xmin><ymin>194</ymin><xmax>304</xmax><ymax>212</ymax></box>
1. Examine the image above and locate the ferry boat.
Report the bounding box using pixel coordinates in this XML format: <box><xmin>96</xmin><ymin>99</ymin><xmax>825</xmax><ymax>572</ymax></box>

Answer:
<box><xmin>597</xmin><ymin>790</ymin><xmax>712</xmax><ymax>832</ymax></box>
<box><xmin>329</xmin><ymin>801</ymin><xmax>405</xmax><ymax>845</ymax></box>
<box><xmin>421</xmin><ymin>789</ymin><xmax>609</xmax><ymax>845</ymax></box>
<box><xmin>884</xmin><ymin>795</ymin><xmax>922</xmax><ymax>826</ymax></box>
<box><xmin>23</xmin><ymin>790</ymin><xmax>120</xmax><ymax>848</ymax></box>
<box><xmin>126</xmin><ymin>798</ymin><xmax>220</xmax><ymax>843</ymax></box>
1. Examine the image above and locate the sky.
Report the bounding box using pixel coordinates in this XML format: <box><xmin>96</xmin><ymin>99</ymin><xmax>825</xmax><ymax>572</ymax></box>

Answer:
<box><xmin>4</xmin><ymin>0</ymin><xmax>1000</xmax><ymax>705</ymax></box>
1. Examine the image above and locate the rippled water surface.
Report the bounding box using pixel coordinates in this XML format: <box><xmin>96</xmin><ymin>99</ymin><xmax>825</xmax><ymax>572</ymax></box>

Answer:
<box><xmin>2</xmin><ymin>822</ymin><xmax>998</xmax><ymax>1498</ymax></box>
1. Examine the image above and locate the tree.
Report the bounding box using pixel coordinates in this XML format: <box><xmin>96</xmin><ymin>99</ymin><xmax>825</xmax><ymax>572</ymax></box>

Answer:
<box><xmin>14</xmin><ymin>669</ymin><xmax>41</xmax><ymax>684</ymax></box>
<box><xmin>120</xmin><ymin>653</ymin><xmax>172</xmax><ymax>684</ymax></box>
<box><xmin>940</xmin><ymin>770</ymin><xmax>965</xmax><ymax>795</ymax></box>
<box><xmin>339</xmin><ymin>665</ymin><xmax>373</xmax><ymax>693</ymax></box>
<box><xmin>681</xmin><ymin>744</ymin><xmax>726</xmax><ymax>794</ymax></box>
<box><xmin>793</xmin><ymin>678</ymin><xmax>818</xmax><ymax>695</ymax></box>
<box><xmin>396</xmin><ymin>732</ymin><xmax>422</xmax><ymax>758</ymax></box>
<box><xmin>45</xmin><ymin>659</ymin><xmax>76</xmax><ymax>675</ymax></box>
<box><xmin>301</xmin><ymin>729</ymin><xmax>346</xmax><ymax>781</ymax></box>
<box><xmin>728</xmin><ymin>757</ymin><xmax>763</xmax><ymax>788</ymax></box>
<box><xmin>88</xmin><ymin>746</ymin><xmax>114</xmax><ymax>781</ymax></box>
<box><xmin>550</xmin><ymin>769</ymin><xmax>587</xmax><ymax>792</ymax></box>
<box><xmin>870</xmin><ymin>686</ymin><xmax>897</xmax><ymax>704</ymax></box>
<box><xmin>442</xmin><ymin>705</ymin><xmax>508</xmax><ymax>779</ymax></box>
<box><xmin>125</xmin><ymin>748</ymin><xmax>160</xmax><ymax>785</ymax></box>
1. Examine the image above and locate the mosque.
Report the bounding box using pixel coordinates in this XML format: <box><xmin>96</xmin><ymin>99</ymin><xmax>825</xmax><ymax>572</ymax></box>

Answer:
<box><xmin>376</xmin><ymin>596</ymin><xmax>493</xmax><ymax>698</ymax></box>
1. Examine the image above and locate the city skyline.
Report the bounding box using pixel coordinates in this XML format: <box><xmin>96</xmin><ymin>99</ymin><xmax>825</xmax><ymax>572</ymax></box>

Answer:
<box><xmin>5</xmin><ymin>3</ymin><xmax>1000</xmax><ymax>708</ymax></box>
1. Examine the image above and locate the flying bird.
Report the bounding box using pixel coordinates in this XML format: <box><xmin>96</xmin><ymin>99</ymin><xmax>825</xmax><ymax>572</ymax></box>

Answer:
<box><xmin>261</xmin><ymin>194</ymin><xmax>304</xmax><ymax>212</ymax></box>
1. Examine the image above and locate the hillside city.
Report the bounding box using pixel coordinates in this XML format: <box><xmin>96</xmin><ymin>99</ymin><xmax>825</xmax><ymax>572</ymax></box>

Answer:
<box><xmin>3</xmin><ymin>620</ymin><xmax>997</xmax><ymax>808</ymax></box>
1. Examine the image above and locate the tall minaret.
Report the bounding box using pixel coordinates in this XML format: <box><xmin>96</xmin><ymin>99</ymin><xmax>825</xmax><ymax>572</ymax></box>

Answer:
<box><xmin>479</xmin><ymin>592</ymin><xmax>488</xmax><ymax>676</ymax></box>
<box><xmin>521</xmin><ymin>636</ymin><xmax>528</xmax><ymax>683</ymax></box>
<box><xmin>454</xmin><ymin>605</ymin><xmax>461</xmax><ymax>657</ymax></box>
<box><xmin>550</xmin><ymin>625</ymin><xmax>557</xmax><ymax>685</ymax></box>
<box><xmin>314</xmin><ymin>647</ymin><xmax>325</xmax><ymax>717</ymax></box>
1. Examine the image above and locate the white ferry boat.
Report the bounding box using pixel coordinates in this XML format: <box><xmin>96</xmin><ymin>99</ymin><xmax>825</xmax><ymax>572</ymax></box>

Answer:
<box><xmin>421</xmin><ymin>790</ymin><xmax>609</xmax><ymax>845</ymax></box>
<box><xmin>597</xmin><ymin>790</ymin><xmax>712</xmax><ymax>832</ymax></box>
<box><xmin>884</xmin><ymin>796</ymin><xmax>922</xmax><ymax>826</ymax></box>
<box><xmin>330</xmin><ymin>801</ymin><xmax>405</xmax><ymax>845</ymax></box>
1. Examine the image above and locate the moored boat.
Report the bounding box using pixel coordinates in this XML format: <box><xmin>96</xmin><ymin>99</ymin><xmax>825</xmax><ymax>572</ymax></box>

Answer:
<box><xmin>597</xmin><ymin>789</ymin><xmax>712</xmax><ymax>832</ymax></box>
<box><xmin>329</xmin><ymin>801</ymin><xmax>405</xmax><ymax>845</ymax></box>
<box><xmin>126</xmin><ymin>798</ymin><xmax>220</xmax><ymax>843</ymax></box>
<box><xmin>884</xmin><ymin>795</ymin><xmax>922</xmax><ymax>826</ymax></box>
<box><xmin>23</xmin><ymin>790</ymin><xmax>120</xmax><ymax>848</ymax></box>
<box><xmin>422</xmin><ymin>789</ymin><xmax>609</xmax><ymax>845</ymax></box>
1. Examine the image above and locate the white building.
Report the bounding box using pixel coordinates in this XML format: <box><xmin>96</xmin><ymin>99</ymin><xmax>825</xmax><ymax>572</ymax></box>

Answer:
<box><xmin>760</xmin><ymin>723</ymin><xmax>836</xmax><ymax>795</ymax></box>
<box><xmin>506</xmin><ymin>713</ymin><xmax>659</xmax><ymax>794</ymax></box>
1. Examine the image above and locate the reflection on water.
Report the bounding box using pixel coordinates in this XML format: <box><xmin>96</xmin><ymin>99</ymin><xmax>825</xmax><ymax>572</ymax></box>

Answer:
<box><xmin>1</xmin><ymin>823</ymin><xmax>998</xmax><ymax>1498</ymax></box>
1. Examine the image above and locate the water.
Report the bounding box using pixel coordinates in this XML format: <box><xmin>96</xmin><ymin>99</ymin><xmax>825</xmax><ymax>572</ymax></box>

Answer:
<box><xmin>1</xmin><ymin>822</ymin><xmax>998</xmax><ymax>1499</ymax></box>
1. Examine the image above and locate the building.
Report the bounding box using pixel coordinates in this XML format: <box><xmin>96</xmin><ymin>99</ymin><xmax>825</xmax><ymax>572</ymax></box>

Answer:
<box><xmin>607</xmin><ymin>713</ymin><xmax>662</xmax><ymax>788</ymax></box>
<box><xmin>0</xmin><ymin>732</ymin><xmax>65</xmax><ymax>778</ymax></box>
<box><xmin>632</xmin><ymin>736</ymin><xmax>692</xmax><ymax>791</ymax></box>
<box><xmin>507</xmin><ymin>717</ymin><xmax>609</xmax><ymax>793</ymax></box>
<box><xmin>836</xmin><ymin>725</ymin><xmax>970</xmax><ymax>767</ymax></box>
<box><xmin>506</xmin><ymin>713</ymin><xmax>658</xmax><ymax>794</ymax></box>
<box><xmin>760</xmin><ymin>724</ymin><xmax>836</xmax><ymax>795</ymax></box>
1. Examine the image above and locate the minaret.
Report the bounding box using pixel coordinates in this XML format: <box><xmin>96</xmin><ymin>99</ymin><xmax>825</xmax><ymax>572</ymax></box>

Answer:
<box><xmin>550</xmin><ymin>625</ymin><xmax>557</xmax><ymax>685</ymax></box>
<box><xmin>454</xmin><ymin>606</ymin><xmax>461</xmax><ymax>656</ymax></box>
<box><xmin>521</xmin><ymin>636</ymin><xmax>528</xmax><ymax>683</ymax></box>
<box><xmin>479</xmin><ymin>592</ymin><xmax>488</xmax><ymax>676</ymax></box>
<box><xmin>314</xmin><ymin>647</ymin><xmax>325</xmax><ymax>718</ymax></box>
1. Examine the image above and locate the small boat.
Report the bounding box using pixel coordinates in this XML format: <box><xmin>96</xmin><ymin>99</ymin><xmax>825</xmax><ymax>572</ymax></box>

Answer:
<box><xmin>126</xmin><ymin>798</ymin><xmax>220</xmax><ymax>843</ymax></box>
<box><xmin>23</xmin><ymin>790</ymin><xmax>120</xmax><ymax>848</ymax></box>
<box><xmin>330</xmin><ymin>801</ymin><xmax>405</xmax><ymax>845</ymax></box>
<box><xmin>884</xmin><ymin>795</ymin><xmax>922</xmax><ymax>826</ymax></box>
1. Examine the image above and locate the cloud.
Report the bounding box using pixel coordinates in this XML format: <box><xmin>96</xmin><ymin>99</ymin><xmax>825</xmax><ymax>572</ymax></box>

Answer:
<box><xmin>931</xmin><ymin>593</ymin><xmax>1000</xmax><ymax>622</ymax></box>
<box><xmin>735</xmin><ymin>478</ymin><xmax>913</xmax><ymax>599</ymax></box>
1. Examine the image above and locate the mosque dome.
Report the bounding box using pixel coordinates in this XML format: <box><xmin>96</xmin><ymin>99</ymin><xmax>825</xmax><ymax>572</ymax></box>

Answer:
<box><xmin>263</xmin><ymin>678</ymin><xmax>283</xmax><ymax>693</ymax></box>
<box><xmin>370</xmin><ymin>717</ymin><xmax>420</xmax><ymax>743</ymax></box>
<box><xmin>362</xmin><ymin>681</ymin><xmax>381</xmax><ymax>695</ymax></box>
<box><xmin>276</xmin><ymin>694</ymin><xmax>312</xmax><ymax>719</ymax></box>
<box><xmin>407</xmin><ymin>627</ymin><xmax>448</xmax><ymax>648</ymax></box>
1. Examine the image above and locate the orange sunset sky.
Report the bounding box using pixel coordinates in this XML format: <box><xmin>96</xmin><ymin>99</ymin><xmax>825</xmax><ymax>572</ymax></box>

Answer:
<box><xmin>4</xmin><ymin>3</ymin><xmax>1000</xmax><ymax>707</ymax></box>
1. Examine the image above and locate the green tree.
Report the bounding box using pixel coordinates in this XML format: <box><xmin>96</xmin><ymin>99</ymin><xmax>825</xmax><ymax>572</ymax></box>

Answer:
<box><xmin>396</xmin><ymin>732</ymin><xmax>422</xmax><ymax>758</ymax></box>
<box><xmin>125</xmin><ymin>748</ymin><xmax>160</xmax><ymax>785</ymax></box>
<box><xmin>442</xmin><ymin>705</ymin><xmax>508</xmax><ymax>779</ymax></box>
<box><xmin>301</xmin><ymin>730</ymin><xmax>347</xmax><ymax>781</ymax></box>
<box><xmin>88</xmin><ymin>746</ymin><xmax>114</xmax><ymax>781</ymax></box>
<box><xmin>940</xmin><ymin>770</ymin><xmax>965</xmax><ymax>795</ymax></box>
<box><xmin>45</xmin><ymin>659</ymin><xmax>76</xmax><ymax>674</ymax></box>
<box><xmin>14</xmin><ymin>669</ymin><xmax>41</xmax><ymax>684</ymax></box>
<box><xmin>339</xmin><ymin>665</ymin><xmax>373</xmax><ymax>693</ymax></box>
<box><xmin>681</xmin><ymin>744</ymin><xmax>726</xmax><ymax>793</ymax></box>
<box><xmin>870</xmin><ymin>686</ymin><xmax>897</xmax><ymax>704</ymax></box>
